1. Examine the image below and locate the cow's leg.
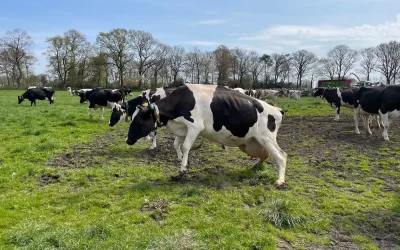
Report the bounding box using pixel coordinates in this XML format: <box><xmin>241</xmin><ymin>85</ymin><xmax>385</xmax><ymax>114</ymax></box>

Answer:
<box><xmin>379</xmin><ymin>112</ymin><xmax>390</xmax><ymax>141</ymax></box>
<box><xmin>362</xmin><ymin>115</ymin><xmax>372</xmax><ymax>134</ymax></box>
<box><xmin>100</xmin><ymin>107</ymin><xmax>104</xmax><ymax>120</ymax></box>
<box><xmin>354</xmin><ymin>108</ymin><xmax>361</xmax><ymax>134</ymax></box>
<box><xmin>173</xmin><ymin>136</ymin><xmax>184</xmax><ymax>160</ymax></box>
<box><xmin>180</xmin><ymin>130</ymin><xmax>200</xmax><ymax>173</ymax></box>
<box><xmin>88</xmin><ymin>107</ymin><xmax>92</xmax><ymax>118</ymax></box>
<box><xmin>334</xmin><ymin>106</ymin><xmax>340</xmax><ymax>121</ymax></box>
<box><xmin>256</xmin><ymin>138</ymin><xmax>287</xmax><ymax>186</ymax></box>
<box><xmin>149</xmin><ymin>129</ymin><xmax>157</xmax><ymax>150</ymax></box>
<box><xmin>376</xmin><ymin>115</ymin><xmax>381</xmax><ymax>129</ymax></box>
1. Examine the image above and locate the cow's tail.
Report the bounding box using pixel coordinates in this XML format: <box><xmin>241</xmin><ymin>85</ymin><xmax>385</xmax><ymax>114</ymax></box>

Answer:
<box><xmin>191</xmin><ymin>137</ymin><xmax>204</xmax><ymax>150</ymax></box>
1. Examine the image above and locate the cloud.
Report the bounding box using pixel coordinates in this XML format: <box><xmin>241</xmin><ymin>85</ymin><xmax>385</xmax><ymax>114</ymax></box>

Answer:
<box><xmin>183</xmin><ymin>41</ymin><xmax>220</xmax><ymax>46</ymax></box>
<box><xmin>197</xmin><ymin>19</ymin><xmax>226</xmax><ymax>25</ymax></box>
<box><xmin>238</xmin><ymin>13</ymin><xmax>400</xmax><ymax>51</ymax></box>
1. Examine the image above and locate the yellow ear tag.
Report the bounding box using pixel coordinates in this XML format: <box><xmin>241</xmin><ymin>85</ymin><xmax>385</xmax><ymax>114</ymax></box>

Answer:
<box><xmin>142</xmin><ymin>102</ymin><xmax>149</xmax><ymax>107</ymax></box>
<box><xmin>117</xmin><ymin>107</ymin><xmax>120</xmax><ymax>111</ymax></box>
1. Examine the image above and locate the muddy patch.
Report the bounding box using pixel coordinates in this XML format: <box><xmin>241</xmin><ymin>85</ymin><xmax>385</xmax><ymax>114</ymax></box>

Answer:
<box><xmin>38</xmin><ymin>172</ymin><xmax>60</xmax><ymax>186</ymax></box>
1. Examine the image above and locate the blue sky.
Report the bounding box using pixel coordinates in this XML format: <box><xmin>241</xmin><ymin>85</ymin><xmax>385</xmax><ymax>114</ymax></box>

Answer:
<box><xmin>1</xmin><ymin>0</ymin><xmax>399</xmax><ymax>74</ymax></box>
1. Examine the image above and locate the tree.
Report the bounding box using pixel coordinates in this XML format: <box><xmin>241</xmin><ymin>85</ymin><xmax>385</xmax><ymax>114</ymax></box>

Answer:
<box><xmin>129</xmin><ymin>30</ymin><xmax>159</xmax><ymax>88</ymax></box>
<box><xmin>327</xmin><ymin>45</ymin><xmax>358</xmax><ymax>80</ymax></box>
<box><xmin>45</xmin><ymin>29</ymin><xmax>90</xmax><ymax>89</ymax></box>
<box><xmin>259</xmin><ymin>54</ymin><xmax>272</xmax><ymax>86</ymax></box>
<box><xmin>358</xmin><ymin>47</ymin><xmax>376</xmax><ymax>81</ymax></box>
<box><xmin>214</xmin><ymin>45</ymin><xmax>232</xmax><ymax>86</ymax></box>
<box><xmin>96</xmin><ymin>28</ymin><xmax>133</xmax><ymax>87</ymax></box>
<box><xmin>0</xmin><ymin>29</ymin><xmax>35</xmax><ymax>88</ymax></box>
<box><xmin>150</xmin><ymin>43</ymin><xmax>169</xmax><ymax>88</ymax></box>
<box><xmin>232</xmin><ymin>48</ymin><xmax>251</xmax><ymax>87</ymax></box>
<box><xmin>292</xmin><ymin>50</ymin><xmax>317</xmax><ymax>87</ymax></box>
<box><xmin>318</xmin><ymin>58</ymin><xmax>336</xmax><ymax>80</ymax></box>
<box><xmin>169</xmin><ymin>46</ymin><xmax>185</xmax><ymax>84</ymax></box>
<box><xmin>271</xmin><ymin>53</ymin><xmax>287</xmax><ymax>84</ymax></box>
<box><xmin>375</xmin><ymin>41</ymin><xmax>400</xmax><ymax>84</ymax></box>
<box><xmin>248</xmin><ymin>51</ymin><xmax>263</xmax><ymax>86</ymax></box>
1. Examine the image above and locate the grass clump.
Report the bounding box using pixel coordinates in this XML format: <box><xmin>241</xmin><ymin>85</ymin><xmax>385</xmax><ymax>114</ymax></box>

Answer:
<box><xmin>260</xmin><ymin>198</ymin><xmax>306</xmax><ymax>228</ymax></box>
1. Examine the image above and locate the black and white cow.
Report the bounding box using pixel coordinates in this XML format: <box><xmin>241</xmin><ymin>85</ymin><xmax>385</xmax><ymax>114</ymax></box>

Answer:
<box><xmin>18</xmin><ymin>87</ymin><xmax>55</xmax><ymax>106</ymax></box>
<box><xmin>313</xmin><ymin>87</ymin><xmax>360</xmax><ymax>121</ymax></box>
<box><xmin>354</xmin><ymin>85</ymin><xmax>400</xmax><ymax>141</ymax></box>
<box><xmin>80</xmin><ymin>88</ymin><xmax>125</xmax><ymax>119</ymax></box>
<box><xmin>125</xmin><ymin>84</ymin><xmax>287</xmax><ymax>186</ymax></box>
<box><xmin>120</xmin><ymin>87</ymin><xmax>133</xmax><ymax>97</ymax></box>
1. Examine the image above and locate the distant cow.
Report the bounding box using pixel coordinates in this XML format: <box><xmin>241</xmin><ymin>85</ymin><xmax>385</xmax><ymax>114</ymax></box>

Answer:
<box><xmin>354</xmin><ymin>85</ymin><xmax>400</xmax><ymax>141</ymax></box>
<box><xmin>18</xmin><ymin>87</ymin><xmax>55</xmax><ymax>106</ymax></box>
<box><xmin>126</xmin><ymin>84</ymin><xmax>287</xmax><ymax>186</ymax></box>
<box><xmin>256</xmin><ymin>89</ymin><xmax>279</xmax><ymax>101</ymax></box>
<box><xmin>81</xmin><ymin>88</ymin><xmax>125</xmax><ymax>119</ymax></box>
<box><xmin>120</xmin><ymin>87</ymin><xmax>133</xmax><ymax>96</ymax></box>
<box><xmin>233</xmin><ymin>88</ymin><xmax>246</xmax><ymax>95</ymax></box>
<box><xmin>67</xmin><ymin>87</ymin><xmax>72</xmax><ymax>96</ymax></box>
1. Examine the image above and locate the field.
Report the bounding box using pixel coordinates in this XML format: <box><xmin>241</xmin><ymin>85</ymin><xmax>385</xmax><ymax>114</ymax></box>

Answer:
<box><xmin>0</xmin><ymin>89</ymin><xmax>399</xmax><ymax>250</ymax></box>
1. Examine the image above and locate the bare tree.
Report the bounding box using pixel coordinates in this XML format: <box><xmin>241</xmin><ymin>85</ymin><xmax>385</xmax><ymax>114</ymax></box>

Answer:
<box><xmin>318</xmin><ymin>58</ymin><xmax>336</xmax><ymax>80</ymax></box>
<box><xmin>0</xmin><ymin>29</ymin><xmax>35</xmax><ymax>88</ymax></box>
<box><xmin>169</xmin><ymin>46</ymin><xmax>185</xmax><ymax>84</ymax></box>
<box><xmin>96</xmin><ymin>28</ymin><xmax>133</xmax><ymax>87</ymax></box>
<box><xmin>214</xmin><ymin>45</ymin><xmax>232</xmax><ymax>86</ymax></box>
<box><xmin>150</xmin><ymin>43</ymin><xmax>169</xmax><ymax>88</ymax></box>
<box><xmin>248</xmin><ymin>51</ymin><xmax>263</xmax><ymax>86</ymax></box>
<box><xmin>129</xmin><ymin>30</ymin><xmax>160</xmax><ymax>88</ymax></box>
<box><xmin>271</xmin><ymin>53</ymin><xmax>287</xmax><ymax>84</ymax></box>
<box><xmin>232</xmin><ymin>47</ymin><xmax>251</xmax><ymax>87</ymax></box>
<box><xmin>375</xmin><ymin>41</ymin><xmax>400</xmax><ymax>84</ymax></box>
<box><xmin>292</xmin><ymin>50</ymin><xmax>317</xmax><ymax>87</ymax></box>
<box><xmin>259</xmin><ymin>54</ymin><xmax>272</xmax><ymax>86</ymax></box>
<box><xmin>358</xmin><ymin>47</ymin><xmax>376</xmax><ymax>81</ymax></box>
<box><xmin>202</xmin><ymin>51</ymin><xmax>214</xmax><ymax>84</ymax></box>
<box><xmin>327</xmin><ymin>45</ymin><xmax>358</xmax><ymax>80</ymax></box>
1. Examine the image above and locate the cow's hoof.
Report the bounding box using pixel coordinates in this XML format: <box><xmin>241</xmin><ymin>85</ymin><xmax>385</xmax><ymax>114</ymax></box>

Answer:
<box><xmin>149</xmin><ymin>146</ymin><xmax>156</xmax><ymax>150</ymax></box>
<box><xmin>274</xmin><ymin>180</ymin><xmax>285</xmax><ymax>186</ymax></box>
<box><xmin>179</xmin><ymin>169</ymin><xmax>188</xmax><ymax>175</ymax></box>
<box><xmin>355</xmin><ymin>131</ymin><xmax>360</xmax><ymax>134</ymax></box>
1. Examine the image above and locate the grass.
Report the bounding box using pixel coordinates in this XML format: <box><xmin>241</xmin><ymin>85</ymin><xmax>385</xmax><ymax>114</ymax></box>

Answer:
<box><xmin>0</xmin><ymin>90</ymin><xmax>398</xmax><ymax>249</ymax></box>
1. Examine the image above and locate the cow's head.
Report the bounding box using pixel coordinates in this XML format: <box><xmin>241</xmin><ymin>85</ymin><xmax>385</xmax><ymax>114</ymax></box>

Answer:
<box><xmin>109</xmin><ymin>103</ymin><xmax>127</xmax><ymax>127</ymax></box>
<box><xmin>126</xmin><ymin>105</ymin><xmax>157</xmax><ymax>145</ymax></box>
<box><xmin>313</xmin><ymin>88</ymin><xmax>324</xmax><ymax>97</ymax></box>
<box><xmin>79</xmin><ymin>92</ymin><xmax>87</xmax><ymax>103</ymax></box>
<box><xmin>18</xmin><ymin>95</ymin><xmax>24</xmax><ymax>104</ymax></box>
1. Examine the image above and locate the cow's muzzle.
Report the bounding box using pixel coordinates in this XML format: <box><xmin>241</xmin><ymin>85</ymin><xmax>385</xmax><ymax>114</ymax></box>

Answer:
<box><xmin>126</xmin><ymin>138</ymin><xmax>137</xmax><ymax>145</ymax></box>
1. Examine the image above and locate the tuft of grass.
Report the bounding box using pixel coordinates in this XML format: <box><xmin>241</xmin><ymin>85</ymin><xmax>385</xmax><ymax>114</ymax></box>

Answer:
<box><xmin>260</xmin><ymin>198</ymin><xmax>306</xmax><ymax>228</ymax></box>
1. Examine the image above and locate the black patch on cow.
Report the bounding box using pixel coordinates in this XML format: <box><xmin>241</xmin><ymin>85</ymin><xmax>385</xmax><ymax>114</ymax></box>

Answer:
<box><xmin>155</xmin><ymin>85</ymin><xmax>196</xmax><ymax>124</ymax></box>
<box><xmin>267</xmin><ymin>114</ymin><xmax>276</xmax><ymax>132</ymax></box>
<box><xmin>356</xmin><ymin>85</ymin><xmax>400</xmax><ymax>114</ymax></box>
<box><xmin>210</xmin><ymin>85</ymin><xmax>264</xmax><ymax>138</ymax></box>
<box><xmin>85</xmin><ymin>89</ymin><xmax>124</xmax><ymax>108</ymax></box>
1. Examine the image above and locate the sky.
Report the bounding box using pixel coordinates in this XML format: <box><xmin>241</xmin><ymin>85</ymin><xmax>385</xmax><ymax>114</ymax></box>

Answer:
<box><xmin>0</xmin><ymin>0</ymin><xmax>400</xmax><ymax>75</ymax></box>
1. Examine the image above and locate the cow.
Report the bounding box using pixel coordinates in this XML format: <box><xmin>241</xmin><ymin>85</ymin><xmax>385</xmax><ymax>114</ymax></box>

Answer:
<box><xmin>256</xmin><ymin>89</ymin><xmax>279</xmax><ymax>101</ymax></box>
<box><xmin>67</xmin><ymin>87</ymin><xmax>72</xmax><ymax>96</ymax></box>
<box><xmin>77</xmin><ymin>88</ymin><xmax>96</xmax><ymax>102</ymax></box>
<box><xmin>125</xmin><ymin>84</ymin><xmax>287</xmax><ymax>186</ymax></box>
<box><xmin>288</xmin><ymin>90</ymin><xmax>301</xmax><ymax>101</ymax></box>
<box><xmin>354</xmin><ymin>85</ymin><xmax>400</xmax><ymax>141</ymax></box>
<box><xmin>245</xmin><ymin>89</ymin><xmax>256</xmax><ymax>97</ymax></box>
<box><xmin>313</xmin><ymin>87</ymin><xmax>358</xmax><ymax>121</ymax></box>
<box><xmin>81</xmin><ymin>88</ymin><xmax>125</xmax><ymax>120</ymax></box>
<box><xmin>120</xmin><ymin>87</ymin><xmax>133</xmax><ymax>96</ymax></box>
<box><xmin>18</xmin><ymin>87</ymin><xmax>55</xmax><ymax>106</ymax></box>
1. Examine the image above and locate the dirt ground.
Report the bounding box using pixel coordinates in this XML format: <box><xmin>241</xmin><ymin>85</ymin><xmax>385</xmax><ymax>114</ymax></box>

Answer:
<box><xmin>46</xmin><ymin>114</ymin><xmax>400</xmax><ymax>249</ymax></box>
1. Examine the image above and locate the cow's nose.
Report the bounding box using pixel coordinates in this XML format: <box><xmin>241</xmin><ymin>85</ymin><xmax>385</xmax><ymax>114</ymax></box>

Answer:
<box><xmin>126</xmin><ymin>138</ymin><xmax>134</xmax><ymax>145</ymax></box>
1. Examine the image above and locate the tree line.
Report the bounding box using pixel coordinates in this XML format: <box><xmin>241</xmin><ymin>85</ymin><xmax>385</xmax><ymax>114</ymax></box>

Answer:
<box><xmin>1</xmin><ymin>28</ymin><xmax>400</xmax><ymax>89</ymax></box>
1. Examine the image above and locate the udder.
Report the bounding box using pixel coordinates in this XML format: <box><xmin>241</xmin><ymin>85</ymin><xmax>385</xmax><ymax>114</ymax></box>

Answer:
<box><xmin>239</xmin><ymin>138</ymin><xmax>269</xmax><ymax>161</ymax></box>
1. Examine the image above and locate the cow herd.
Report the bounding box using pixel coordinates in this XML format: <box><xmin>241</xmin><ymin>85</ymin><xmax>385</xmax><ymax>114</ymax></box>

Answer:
<box><xmin>16</xmin><ymin>83</ymin><xmax>400</xmax><ymax>186</ymax></box>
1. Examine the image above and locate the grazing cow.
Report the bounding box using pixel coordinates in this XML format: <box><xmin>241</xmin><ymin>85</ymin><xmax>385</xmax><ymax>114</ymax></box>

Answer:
<box><xmin>256</xmin><ymin>89</ymin><xmax>279</xmax><ymax>101</ymax></box>
<box><xmin>288</xmin><ymin>90</ymin><xmax>301</xmax><ymax>101</ymax></box>
<box><xmin>18</xmin><ymin>87</ymin><xmax>55</xmax><ymax>106</ymax></box>
<box><xmin>82</xmin><ymin>88</ymin><xmax>125</xmax><ymax>119</ymax></box>
<box><xmin>245</xmin><ymin>89</ymin><xmax>256</xmax><ymax>97</ymax></box>
<box><xmin>126</xmin><ymin>84</ymin><xmax>287</xmax><ymax>186</ymax></box>
<box><xmin>67</xmin><ymin>87</ymin><xmax>72</xmax><ymax>96</ymax></box>
<box><xmin>354</xmin><ymin>85</ymin><xmax>400</xmax><ymax>141</ymax></box>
